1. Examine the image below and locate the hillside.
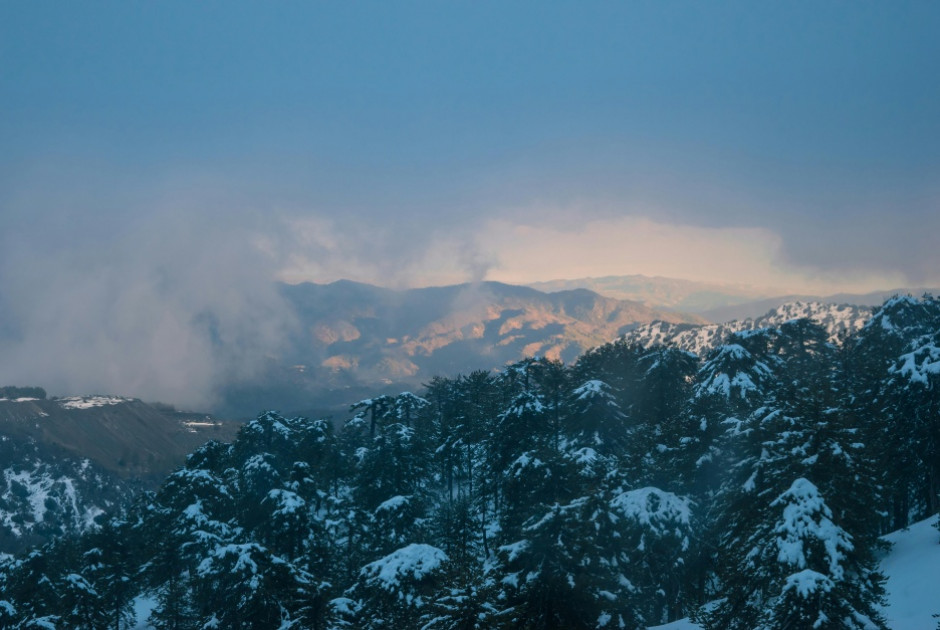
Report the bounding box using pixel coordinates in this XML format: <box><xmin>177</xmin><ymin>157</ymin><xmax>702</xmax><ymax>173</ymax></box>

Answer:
<box><xmin>0</xmin><ymin>395</ymin><xmax>241</xmax><ymax>481</ymax></box>
<box><xmin>0</xmin><ymin>436</ymin><xmax>136</xmax><ymax>554</ymax></box>
<box><xmin>0</xmin><ymin>394</ymin><xmax>242</xmax><ymax>553</ymax></box>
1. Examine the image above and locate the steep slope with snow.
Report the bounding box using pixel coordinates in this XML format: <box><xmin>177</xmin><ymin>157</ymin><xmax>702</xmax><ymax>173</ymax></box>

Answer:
<box><xmin>0</xmin><ymin>437</ymin><xmax>137</xmax><ymax>554</ymax></box>
<box><xmin>622</xmin><ymin>301</ymin><xmax>873</xmax><ymax>356</ymax></box>
<box><xmin>0</xmin><ymin>394</ymin><xmax>243</xmax><ymax>552</ymax></box>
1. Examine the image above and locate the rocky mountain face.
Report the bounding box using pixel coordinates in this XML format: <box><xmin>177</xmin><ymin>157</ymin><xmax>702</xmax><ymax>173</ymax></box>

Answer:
<box><xmin>234</xmin><ymin>280</ymin><xmax>705</xmax><ymax>414</ymax></box>
<box><xmin>621</xmin><ymin>301</ymin><xmax>874</xmax><ymax>356</ymax></box>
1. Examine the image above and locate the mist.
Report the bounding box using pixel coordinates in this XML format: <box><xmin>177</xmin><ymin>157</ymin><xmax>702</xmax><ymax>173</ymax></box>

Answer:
<box><xmin>0</xmin><ymin>182</ymin><xmax>298</xmax><ymax>410</ymax></box>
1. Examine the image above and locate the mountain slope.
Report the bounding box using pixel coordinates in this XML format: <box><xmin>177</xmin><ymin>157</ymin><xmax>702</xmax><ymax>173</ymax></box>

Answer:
<box><xmin>0</xmin><ymin>396</ymin><xmax>240</xmax><ymax>480</ymax></box>
<box><xmin>0</xmin><ymin>394</ymin><xmax>241</xmax><ymax>554</ymax></box>
<box><xmin>244</xmin><ymin>280</ymin><xmax>705</xmax><ymax>412</ymax></box>
<box><xmin>0</xmin><ymin>436</ymin><xmax>137</xmax><ymax>554</ymax></box>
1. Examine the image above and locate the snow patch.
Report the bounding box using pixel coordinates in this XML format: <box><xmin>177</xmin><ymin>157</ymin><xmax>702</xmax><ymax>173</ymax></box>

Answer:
<box><xmin>359</xmin><ymin>543</ymin><xmax>447</xmax><ymax>594</ymax></box>
<box><xmin>611</xmin><ymin>487</ymin><xmax>692</xmax><ymax>530</ymax></box>
<box><xmin>58</xmin><ymin>396</ymin><xmax>130</xmax><ymax>409</ymax></box>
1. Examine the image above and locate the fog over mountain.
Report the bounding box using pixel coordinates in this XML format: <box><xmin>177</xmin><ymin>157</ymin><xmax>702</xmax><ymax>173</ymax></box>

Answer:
<box><xmin>0</xmin><ymin>205</ymin><xmax>300</xmax><ymax>411</ymax></box>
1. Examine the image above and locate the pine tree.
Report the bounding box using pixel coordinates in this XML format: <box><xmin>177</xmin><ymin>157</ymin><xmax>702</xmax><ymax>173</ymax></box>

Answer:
<box><xmin>631</xmin><ymin>346</ymin><xmax>699</xmax><ymax>488</ymax></box>
<box><xmin>82</xmin><ymin>522</ymin><xmax>138</xmax><ymax>630</ymax></box>
<box><xmin>565</xmin><ymin>379</ymin><xmax>629</xmax><ymax>456</ymax></box>
<box><xmin>702</xmin><ymin>320</ymin><xmax>887</xmax><ymax>629</ymax></box>
<box><xmin>349</xmin><ymin>543</ymin><xmax>450</xmax><ymax>629</ymax></box>
<box><xmin>609</xmin><ymin>486</ymin><xmax>695</xmax><ymax>625</ymax></box>
<box><xmin>845</xmin><ymin>294</ymin><xmax>940</xmax><ymax>529</ymax></box>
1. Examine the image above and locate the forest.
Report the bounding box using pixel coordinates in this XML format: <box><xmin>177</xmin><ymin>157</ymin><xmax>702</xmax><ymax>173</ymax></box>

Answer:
<box><xmin>1</xmin><ymin>295</ymin><xmax>939</xmax><ymax>629</ymax></box>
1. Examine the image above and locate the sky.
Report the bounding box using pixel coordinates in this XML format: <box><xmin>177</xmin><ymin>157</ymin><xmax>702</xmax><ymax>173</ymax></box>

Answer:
<box><xmin>1</xmin><ymin>1</ymin><xmax>939</xmax><ymax>403</ymax></box>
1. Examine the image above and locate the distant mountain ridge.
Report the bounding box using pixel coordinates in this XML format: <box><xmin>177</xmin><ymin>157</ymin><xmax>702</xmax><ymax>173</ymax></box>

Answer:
<box><xmin>527</xmin><ymin>274</ymin><xmax>777</xmax><ymax>313</ymax></box>
<box><xmin>225</xmin><ymin>280</ymin><xmax>935</xmax><ymax>413</ymax></box>
<box><xmin>526</xmin><ymin>274</ymin><xmax>938</xmax><ymax>322</ymax></box>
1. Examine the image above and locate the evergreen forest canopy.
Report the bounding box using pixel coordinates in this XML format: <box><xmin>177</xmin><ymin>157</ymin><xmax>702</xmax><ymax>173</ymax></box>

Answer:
<box><xmin>2</xmin><ymin>295</ymin><xmax>940</xmax><ymax>629</ymax></box>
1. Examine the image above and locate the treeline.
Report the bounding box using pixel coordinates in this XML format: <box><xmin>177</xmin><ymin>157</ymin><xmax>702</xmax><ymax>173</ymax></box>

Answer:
<box><xmin>1</xmin><ymin>296</ymin><xmax>939</xmax><ymax>629</ymax></box>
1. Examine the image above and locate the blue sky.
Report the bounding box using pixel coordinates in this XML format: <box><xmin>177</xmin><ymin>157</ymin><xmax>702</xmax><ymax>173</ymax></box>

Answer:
<box><xmin>2</xmin><ymin>1</ymin><xmax>939</xmax><ymax>291</ymax></box>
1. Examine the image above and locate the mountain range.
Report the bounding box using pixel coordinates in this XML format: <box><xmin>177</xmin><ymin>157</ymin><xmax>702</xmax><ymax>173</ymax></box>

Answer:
<box><xmin>225</xmin><ymin>280</ymin><xmax>706</xmax><ymax>415</ymax></box>
<box><xmin>228</xmin><ymin>279</ymin><xmax>926</xmax><ymax>415</ymax></box>
<box><xmin>527</xmin><ymin>274</ymin><xmax>778</xmax><ymax>314</ymax></box>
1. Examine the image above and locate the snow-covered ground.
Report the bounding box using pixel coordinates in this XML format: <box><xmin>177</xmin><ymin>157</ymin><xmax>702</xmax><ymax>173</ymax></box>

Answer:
<box><xmin>652</xmin><ymin>620</ymin><xmax>701</xmax><ymax>630</ymax></box>
<box><xmin>650</xmin><ymin>516</ymin><xmax>940</xmax><ymax>630</ymax></box>
<box><xmin>132</xmin><ymin>595</ymin><xmax>156</xmax><ymax>629</ymax></box>
<box><xmin>880</xmin><ymin>516</ymin><xmax>940</xmax><ymax>629</ymax></box>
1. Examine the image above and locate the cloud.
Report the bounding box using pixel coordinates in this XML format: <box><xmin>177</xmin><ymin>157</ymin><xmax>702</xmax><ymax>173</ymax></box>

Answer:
<box><xmin>476</xmin><ymin>213</ymin><xmax>909</xmax><ymax>295</ymax></box>
<box><xmin>267</xmin><ymin>202</ymin><xmax>918</xmax><ymax>297</ymax></box>
<box><xmin>0</xmin><ymin>183</ymin><xmax>298</xmax><ymax>410</ymax></box>
<box><xmin>0</xmin><ymin>153</ymin><xmax>927</xmax><ymax>412</ymax></box>
<box><xmin>273</xmin><ymin>216</ymin><xmax>497</xmax><ymax>288</ymax></box>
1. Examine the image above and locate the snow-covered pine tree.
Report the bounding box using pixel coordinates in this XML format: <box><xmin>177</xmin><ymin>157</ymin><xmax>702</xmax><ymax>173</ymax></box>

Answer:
<box><xmin>882</xmin><ymin>305</ymin><xmax>940</xmax><ymax>521</ymax></box>
<box><xmin>346</xmin><ymin>543</ymin><xmax>450</xmax><ymax>629</ymax></box>
<box><xmin>702</xmin><ymin>319</ymin><xmax>887</xmax><ymax>630</ymax></box>
<box><xmin>845</xmin><ymin>294</ymin><xmax>940</xmax><ymax>530</ymax></box>
<box><xmin>609</xmin><ymin>486</ymin><xmax>694</xmax><ymax>625</ymax></box>
<box><xmin>632</xmin><ymin>346</ymin><xmax>699</xmax><ymax>488</ymax></box>
<box><xmin>565</xmin><ymin>379</ymin><xmax>629</xmax><ymax>456</ymax></box>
